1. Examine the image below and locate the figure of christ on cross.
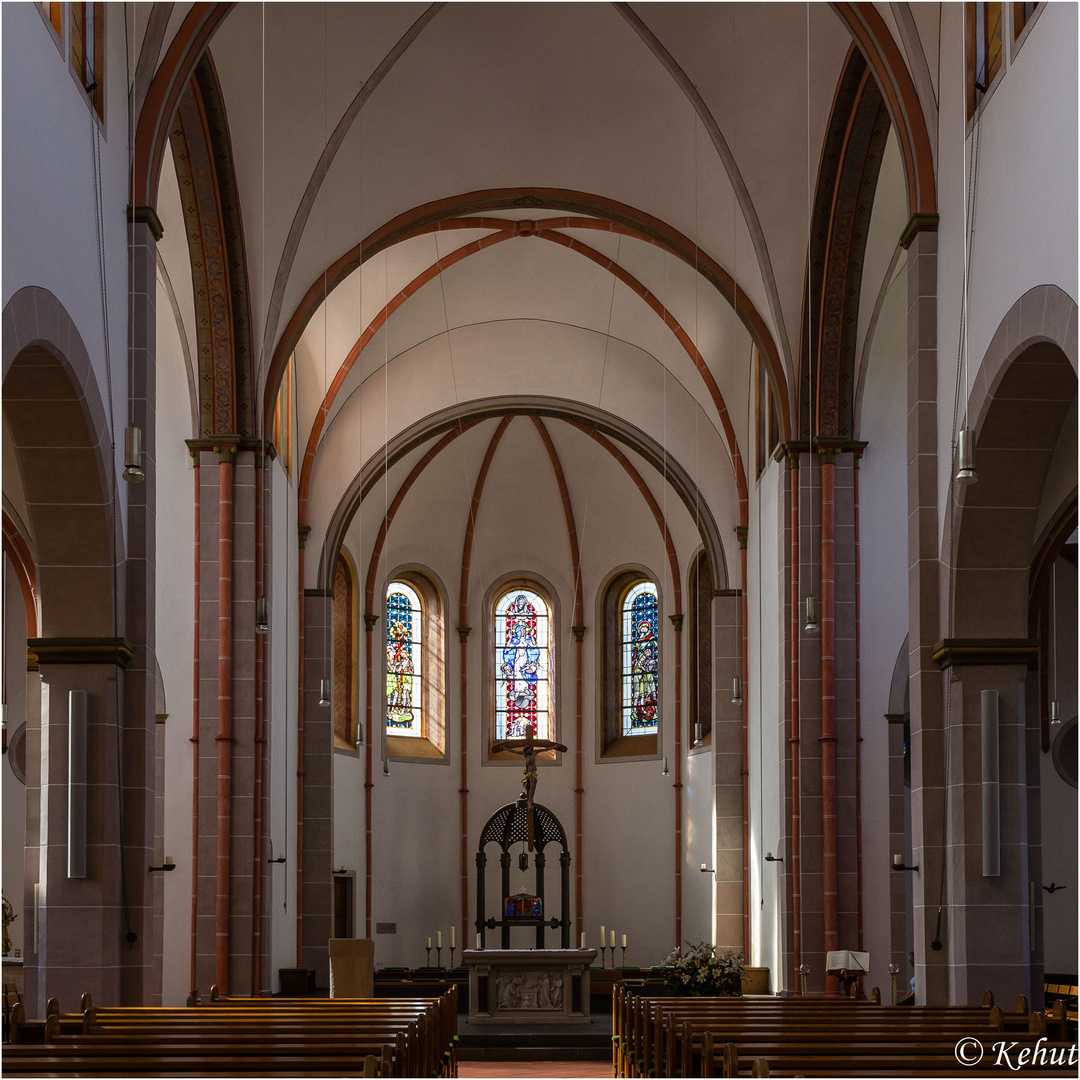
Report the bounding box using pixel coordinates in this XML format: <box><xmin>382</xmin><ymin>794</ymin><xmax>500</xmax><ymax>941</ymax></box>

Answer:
<box><xmin>490</xmin><ymin>724</ymin><xmax>568</xmax><ymax>850</ymax></box>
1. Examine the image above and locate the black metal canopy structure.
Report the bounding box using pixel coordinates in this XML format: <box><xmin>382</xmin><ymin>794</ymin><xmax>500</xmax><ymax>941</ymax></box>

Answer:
<box><xmin>475</xmin><ymin>799</ymin><xmax>571</xmax><ymax>949</ymax></box>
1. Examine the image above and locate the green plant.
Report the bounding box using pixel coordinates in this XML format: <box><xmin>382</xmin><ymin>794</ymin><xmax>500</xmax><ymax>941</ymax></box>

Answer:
<box><xmin>661</xmin><ymin>941</ymin><xmax>745</xmax><ymax>996</ymax></box>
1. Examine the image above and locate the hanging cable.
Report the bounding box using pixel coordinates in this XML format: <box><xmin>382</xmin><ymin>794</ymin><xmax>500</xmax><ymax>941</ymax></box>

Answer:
<box><xmin>317</xmin><ymin>4</ymin><xmax>332</xmax><ymax>711</ymax></box>
<box><xmin>803</xmin><ymin>4</ymin><xmax>819</xmax><ymax>636</ymax></box>
<box><xmin>92</xmin><ymin>54</ymin><xmax>136</xmax><ymax>947</ymax></box>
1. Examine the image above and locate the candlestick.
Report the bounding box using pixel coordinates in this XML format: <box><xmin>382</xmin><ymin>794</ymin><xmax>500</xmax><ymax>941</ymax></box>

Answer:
<box><xmin>425</xmin><ymin>946</ymin><xmax>432</xmax><ymax>967</ymax></box>
<box><xmin>448</xmin><ymin>945</ymin><xmax>456</xmax><ymax>969</ymax></box>
<box><xmin>621</xmin><ymin>945</ymin><xmax>627</xmax><ymax>968</ymax></box>
<box><xmin>435</xmin><ymin>946</ymin><xmax>442</xmax><ymax>968</ymax></box>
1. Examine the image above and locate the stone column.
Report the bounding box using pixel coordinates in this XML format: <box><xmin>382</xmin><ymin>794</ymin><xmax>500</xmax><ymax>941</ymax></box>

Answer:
<box><xmin>25</xmin><ymin>644</ymin><xmax>132</xmax><ymax>1014</ymax></box>
<box><xmin>188</xmin><ymin>441</ymin><xmax>259</xmax><ymax>997</ymax></box>
<box><xmin>798</xmin><ymin>448</ymin><xmax>825</xmax><ymax>992</ymax></box>
<box><xmin>776</xmin><ymin>451</ymin><xmax>799</xmax><ymax>990</ymax></box>
<box><xmin>935</xmin><ymin>645</ymin><xmax>1042</xmax><ymax>1005</ymax></box>
<box><xmin>713</xmin><ymin>589</ymin><xmax>743</xmax><ymax>951</ymax></box>
<box><xmin>124</xmin><ymin>210</ymin><xmax>161</xmax><ymax>1005</ymax></box>
<box><xmin>902</xmin><ymin>221</ymin><xmax>946</xmax><ymax>1004</ymax></box>
<box><xmin>301</xmin><ymin>589</ymin><xmax>333</xmax><ymax>987</ymax></box>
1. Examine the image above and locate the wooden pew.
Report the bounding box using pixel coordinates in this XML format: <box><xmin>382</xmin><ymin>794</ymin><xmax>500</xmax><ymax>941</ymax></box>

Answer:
<box><xmin>612</xmin><ymin>988</ymin><xmax>1076</xmax><ymax>1079</ymax></box>
<box><xmin>5</xmin><ymin>988</ymin><xmax>457</xmax><ymax>1078</ymax></box>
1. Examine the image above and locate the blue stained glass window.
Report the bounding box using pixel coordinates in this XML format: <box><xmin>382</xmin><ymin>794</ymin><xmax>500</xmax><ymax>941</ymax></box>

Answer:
<box><xmin>386</xmin><ymin>582</ymin><xmax>422</xmax><ymax>735</ymax></box>
<box><xmin>494</xmin><ymin>589</ymin><xmax>550</xmax><ymax>741</ymax></box>
<box><xmin>622</xmin><ymin>582</ymin><xmax>659</xmax><ymax>735</ymax></box>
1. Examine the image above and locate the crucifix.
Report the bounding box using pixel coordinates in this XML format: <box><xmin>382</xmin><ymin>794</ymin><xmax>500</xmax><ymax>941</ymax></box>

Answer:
<box><xmin>490</xmin><ymin>725</ymin><xmax>568</xmax><ymax>851</ymax></box>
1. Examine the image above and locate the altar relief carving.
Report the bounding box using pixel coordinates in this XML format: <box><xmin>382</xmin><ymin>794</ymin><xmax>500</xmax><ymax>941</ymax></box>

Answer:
<box><xmin>495</xmin><ymin>969</ymin><xmax>564</xmax><ymax>1011</ymax></box>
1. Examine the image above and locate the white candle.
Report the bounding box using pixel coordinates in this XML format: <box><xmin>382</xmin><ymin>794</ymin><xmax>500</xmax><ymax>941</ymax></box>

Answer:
<box><xmin>621</xmin><ymin>934</ymin><xmax>627</xmax><ymax>948</ymax></box>
<box><xmin>426</xmin><ymin>937</ymin><xmax>431</xmax><ymax>949</ymax></box>
<box><xmin>600</xmin><ymin>924</ymin><xmax>605</xmax><ymax>946</ymax></box>
<box><xmin>437</xmin><ymin>931</ymin><xmax>442</xmax><ymax>948</ymax></box>
<box><xmin>450</xmin><ymin>926</ymin><xmax>455</xmax><ymax>948</ymax></box>
<box><xmin>476</xmin><ymin>933</ymin><xmax>482</xmax><ymax>949</ymax></box>
<box><xmin>580</xmin><ymin>932</ymin><xmax>586</xmax><ymax>949</ymax></box>
<box><xmin>609</xmin><ymin>930</ymin><xmax>615</xmax><ymax>948</ymax></box>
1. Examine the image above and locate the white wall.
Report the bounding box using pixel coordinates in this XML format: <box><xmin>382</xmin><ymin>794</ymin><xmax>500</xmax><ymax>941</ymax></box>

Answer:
<box><xmin>267</xmin><ymin>459</ymin><xmax>300</xmax><ymax>991</ymax></box>
<box><xmin>936</xmin><ymin>3</ymin><xmax>1079</xmax><ymax>531</ymax></box>
<box><xmin>856</xmin><ymin>248</ymin><xmax>912</xmax><ymax>987</ymax></box>
<box><xmin>2</xmin><ymin>3</ymin><xmax>132</xmax><ymax>522</ymax></box>
<box><xmin>154</xmin><ymin>270</ymin><xmax>197</xmax><ymax>1006</ymax></box>
<box><xmin>748</xmin><ymin>457</ymin><xmax>783</xmax><ymax>985</ymax></box>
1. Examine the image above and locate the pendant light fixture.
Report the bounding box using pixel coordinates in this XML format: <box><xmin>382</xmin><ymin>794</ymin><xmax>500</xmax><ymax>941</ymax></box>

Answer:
<box><xmin>255</xmin><ymin>596</ymin><xmax>270</xmax><ymax>635</ymax></box>
<box><xmin>1049</xmin><ymin>560</ymin><xmax>1061</xmax><ymax>726</ymax></box>
<box><xmin>955</xmin><ymin>427</ymin><xmax>978</xmax><ymax>485</ymax></box>
<box><xmin>732</xmin><ymin>586</ymin><xmax>743</xmax><ymax>704</ymax></box>
<box><xmin>955</xmin><ymin>12</ymin><xmax>983</xmax><ymax>490</ymax></box>
<box><xmin>317</xmin><ymin>21</ymin><xmax>332</xmax><ymax>713</ymax></box>
<box><xmin>123</xmin><ymin>425</ymin><xmax>145</xmax><ymax>483</ymax></box>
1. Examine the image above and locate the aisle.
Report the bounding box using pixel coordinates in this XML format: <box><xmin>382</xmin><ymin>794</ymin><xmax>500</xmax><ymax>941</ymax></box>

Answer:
<box><xmin>458</xmin><ymin>1063</ymin><xmax>611</xmax><ymax>1079</ymax></box>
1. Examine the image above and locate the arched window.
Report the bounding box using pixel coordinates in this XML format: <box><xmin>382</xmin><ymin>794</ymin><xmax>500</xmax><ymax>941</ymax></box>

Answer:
<box><xmin>600</xmin><ymin>571</ymin><xmax>660</xmax><ymax>759</ymax></box>
<box><xmin>385</xmin><ymin>571</ymin><xmax>446</xmax><ymax>760</ymax></box>
<box><xmin>621</xmin><ymin>582</ymin><xmax>659</xmax><ymax>735</ymax></box>
<box><xmin>333</xmin><ymin>552</ymin><xmax>357</xmax><ymax>750</ymax></box>
<box><xmin>386</xmin><ymin>581</ymin><xmax>422</xmax><ymax>736</ymax></box>
<box><xmin>493</xmin><ymin>586</ymin><xmax>552</xmax><ymax>742</ymax></box>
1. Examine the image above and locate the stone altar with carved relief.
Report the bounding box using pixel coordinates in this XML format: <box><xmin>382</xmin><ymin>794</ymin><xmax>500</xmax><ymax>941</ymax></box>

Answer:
<box><xmin>462</xmin><ymin>948</ymin><xmax>597</xmax><ymax>1024</ymax></box>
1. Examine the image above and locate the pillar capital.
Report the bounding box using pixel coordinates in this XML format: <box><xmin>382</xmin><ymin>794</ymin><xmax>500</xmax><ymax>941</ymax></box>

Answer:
<box><xmin>932</xmin><ymin>638</ymin><xmax>1040</xmax><ymax>670</ymax></box>
<box><xmin>28</xmin><ymin>636</ymin><xmax>134</xmax><ymax>668</ymax></box>
<box><xmin>127</xmin><ymin>204</ymin><xmax>164</xmax><ymax>241</ymax></box>
<box><xmin>899</xmin><ymin>212</ymin><xmax>940</xmax><ymax>250</ymax></box>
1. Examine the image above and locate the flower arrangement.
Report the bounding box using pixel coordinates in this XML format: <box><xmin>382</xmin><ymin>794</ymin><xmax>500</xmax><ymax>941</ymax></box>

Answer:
<box><xmin>661</xmin><ymin>941</ymin><xmax>746</xmax><ymax>996</ymax></box>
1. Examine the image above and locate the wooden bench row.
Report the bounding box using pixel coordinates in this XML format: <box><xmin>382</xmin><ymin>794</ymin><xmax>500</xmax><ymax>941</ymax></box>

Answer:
<box><xmin>4</xmin><ymin>988</ymin><xmax>458</xmax><ymax>1078</ymax></box>
<box><xmin>612</xmin><ymin>987</ymin><xmax>1077</xmax><ymax>1078</ymax></box>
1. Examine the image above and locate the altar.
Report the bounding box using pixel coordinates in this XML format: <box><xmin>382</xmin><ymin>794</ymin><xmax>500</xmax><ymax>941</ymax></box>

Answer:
<box><xmin>462</xmin><ymin>948</ymin><xmax>597</xmax><ymax>1024</ymax></box>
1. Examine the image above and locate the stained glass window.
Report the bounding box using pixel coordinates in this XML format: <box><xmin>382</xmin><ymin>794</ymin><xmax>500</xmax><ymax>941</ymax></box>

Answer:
<box><xmin>494</xmin><ymin>588</ymin><xmax>550</xmax><ymax>741</ymax></box>
<box><xmin>386</xmin><ymin>581</ymin><xmax>422</xmax><ymax>736</ymax></box>
<box><xmin>621</xmin><ymin>581</ymin><xmax>659</xmax><ymax>735</ymax></box>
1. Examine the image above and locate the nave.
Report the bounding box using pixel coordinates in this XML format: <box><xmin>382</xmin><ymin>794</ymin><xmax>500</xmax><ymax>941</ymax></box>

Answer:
<box><xmin>2</xmin><ymin>0</ymin><xmax>1076</xmax><ymax>1045</ymax></box>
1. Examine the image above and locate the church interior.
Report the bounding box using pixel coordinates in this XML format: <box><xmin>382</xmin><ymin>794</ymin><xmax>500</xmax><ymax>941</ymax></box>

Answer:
<box><xmin>2</xmin><ymin>0</ymin><xmax>1077</xmax><ymax>1047</ymax></box>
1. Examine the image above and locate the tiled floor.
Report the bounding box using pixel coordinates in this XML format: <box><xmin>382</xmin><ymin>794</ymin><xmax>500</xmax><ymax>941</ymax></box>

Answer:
<box><xmin>458</xmin><ymin>1064</ymin><xmax>611</xmax><ymax>1078</ymax></box>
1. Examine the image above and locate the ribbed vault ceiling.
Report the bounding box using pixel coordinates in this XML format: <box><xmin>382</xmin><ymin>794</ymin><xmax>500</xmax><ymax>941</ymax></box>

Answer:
<box><xmin>148</xmin><ymin>2</ymin><xmax>914</xmax><ymax>583</ymax></box>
